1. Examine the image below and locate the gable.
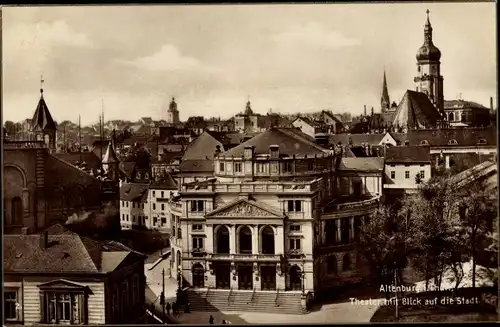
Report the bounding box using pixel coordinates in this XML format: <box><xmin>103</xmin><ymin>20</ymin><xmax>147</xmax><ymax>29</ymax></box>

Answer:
<box><xmin>38</xmin><ymin>279</ymin><xmax>93</xmax><ymax>292</ymax></box>
<box><xmin>206</xmin><ymin>199</ymin><xmax>283</xmax><ymax>219</ymax></box>
<box><xmin>379</xmin><ymin>132</ymin><xmax>397</xmax><ymax>146</ymax></box>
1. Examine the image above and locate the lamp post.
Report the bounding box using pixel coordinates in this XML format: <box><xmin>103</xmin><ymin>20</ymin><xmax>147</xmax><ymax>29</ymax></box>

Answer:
<box><xmin>302</xmin><ymin>259</ymin><xmax>305</xmax><ymax>295</ymax></box>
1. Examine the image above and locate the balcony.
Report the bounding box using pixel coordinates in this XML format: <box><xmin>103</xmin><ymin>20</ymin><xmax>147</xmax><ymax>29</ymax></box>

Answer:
<box><xmin>321</xmin><ymin>195</ymin><xmax>380</xmax><ymax>219</ymax></box>
<box><xmin>182</xmin><ymin>178</ymin><xmax>323</xmax><ymax>194</ymax></box>
<box><xmin>170</xmin><ymin>201</ymin><xmax>182</xmax><ymax>214</ymax></box>
<box><xmin>207</xmin><ymin>253</ymin><xmax>281</xmax><ymax>262</ymax></box>
<box><xmin>286</xmin><ymin>211</ymin><xmax>305</xmax><ymax>219</ymax></box>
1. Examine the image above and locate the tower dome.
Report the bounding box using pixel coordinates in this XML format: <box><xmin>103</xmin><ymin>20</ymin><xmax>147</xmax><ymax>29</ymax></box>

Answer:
<box><xmin>416</xmin><ymin>10</ymin><xmax>441</xmax><ymax>62</ymax></box>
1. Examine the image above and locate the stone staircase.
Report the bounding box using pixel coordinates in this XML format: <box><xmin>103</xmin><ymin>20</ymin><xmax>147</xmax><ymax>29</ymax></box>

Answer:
<box><xmin>184</xmin><ymin>288</ymin><xmax>305</xmax><ymax>314</ymax></box>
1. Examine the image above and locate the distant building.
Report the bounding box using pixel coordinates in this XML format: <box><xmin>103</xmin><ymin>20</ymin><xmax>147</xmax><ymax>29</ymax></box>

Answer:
<box><xmin>3</xmin><ymin>231</ymin><xmax>147</xmax><ymax>325</ymax></box>
<box><xmin>234</xmin><ymin>100</ymin><xmax>291</xmax><ymax>134</ymax></box>
<box><xmin>383</xmin><ymin>146</ymin><xmax>432</xmax><ymax>194</ymax></box>
<box><xmin>166</xmin><ymin>97</ymin><xmax>180</xmax><ymax>124</ymax></box>
<box><xmin>291</xmin><ymin>117</ymin><xmax>327</xmax><ymax>139</ymax></box>
<box><xmin>444</xmin><ymin>99</ymin><xmax>492</xmax><ymax>127</ymax></box>
<box><xmin>391</xmin><ymin>90</ymin><xmax>445</xmax><ymax>132</ymax></box>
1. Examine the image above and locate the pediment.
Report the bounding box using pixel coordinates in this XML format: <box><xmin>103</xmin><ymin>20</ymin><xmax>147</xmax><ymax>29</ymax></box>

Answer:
<box><xmin>38</xmin><ymin>279</ymin><xmax>92</xmax><ymax>293</ymax></box>
<box><xmin>206</xmin><ymin>199</ymin><xmax>284</xmax><ymax>219</ymax></box>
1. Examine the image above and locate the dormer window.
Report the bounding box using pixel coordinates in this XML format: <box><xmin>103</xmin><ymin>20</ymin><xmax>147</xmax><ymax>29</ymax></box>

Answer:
<box><xmin>219</xmin><ymin>162</ymin><xmax>225</xmax><ymax>172</ymax></box>
<box><xmin>420</xmin><ymin>140</ymin><xmax>429</xmax><ymax>146</ymax></box>
<box><xmin>477</xmin><ymin>139</ymin><xmax>487</xmax><ymax>145</ymax></box>
<box><xmin>283</xmin><ymin>161</ymin><xmax>292</xmax><ymax>173</ymax></box>
<box><xmin>448</xmin><ymin>139</ymin><xmax>458</xmax><ymax>145</ymax></box>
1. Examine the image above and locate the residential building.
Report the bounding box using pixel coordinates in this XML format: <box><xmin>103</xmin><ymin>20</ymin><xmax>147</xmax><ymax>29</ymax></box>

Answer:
<box><xmin>3</xmin><ymin>231</ymin><xmax>146</xmax><ymax>325</ymax></box>
<box><xmin>383</xmin><ymin>146</ymin><xmax>432</xmax><ymax>194</ymax></box>
<box><xmin>291</xmin><ymin>117</ymin><xmax>327</xmax><ymax>139</ymax></box>
<box><xmin>444</xmin><ymin>99</ymin><xmax>492</xmax><ymax>127</ymax></box>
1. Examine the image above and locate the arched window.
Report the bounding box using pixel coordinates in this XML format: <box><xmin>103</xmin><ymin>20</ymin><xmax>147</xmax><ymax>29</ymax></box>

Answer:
<box><xmin>449</xmin><ymin>112</ymin><xmax>455</xmax><ymax>121</ymax></box>
<box><xmin>11</xmin><ymin>197</ymin><xmax>23</xmax><ymax>225</ymax></box>
<box><xmin>192</xmin><ymin>263</ymin><xmax>205</xmax><ymax>288</ymax></box>
<box><xmin>289</xmin><ymin>265</ymin><xmax>302</xmax><ymax>291</ymax></box>
<box><xmin>342</xmin><ymin>253</ymin><xmax>351</xmax><ymax>271</ymax></box>
<box><xmin>238</xmin><ymin>226</ymin><xmax>252</xmax><ymax>254</ymax></box>
<box><xmin>326</xmin><ymin>256</ymin><xmax>337</xmax><ymax>274</ymax></box>
<box><xmin>448</xmin><ymin>139</ymin><xmax>458</xmax><ymax>145</ymax></box>
<box><xmin>420</xmin><ymin>140</ymin><xmax>429</xmax><ymax>146</ymax></box>
<box><xmin>215</xmin><ymin>226</ymin><xmax>230</xmax><ymax>254</ymax></box>
<box><xmin>261</xmin><ymin>226</ymin><xmax>275</xmax><ymax>255</ymax></box>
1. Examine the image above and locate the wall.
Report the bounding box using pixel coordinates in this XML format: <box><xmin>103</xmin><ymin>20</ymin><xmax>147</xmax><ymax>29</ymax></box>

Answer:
<box><xmin>292</xmin><ymin>119</ymin><xmax>315</xmax><ymax>138</ymax></box>
<box><xmin>19</xmin><ymin>276</ymin><xmax>105</xmax><ymax>325</ymax></box>
<box><xmin>384</xmin><ymin>163</ymin><xmax>431</xmax><ymax>189</ymax></box>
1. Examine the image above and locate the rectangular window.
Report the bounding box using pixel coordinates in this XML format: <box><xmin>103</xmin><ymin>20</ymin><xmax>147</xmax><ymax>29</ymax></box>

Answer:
<box><xmin>219</xmin><ymin>162</ymin><xmax>225</xmax><ymax>172</ymax></box>
<box><xmin>289</xmin><ymin>238</ymin><xmax>301</xmax><ymax>250</ymax></box>
<box><xmin>161</xmin><ymin>204</ymin><xmax>165</xmax><ymax>211</ymax></box>
<box><xmin>161</xmin><ymin>217</ymin><xmax>166</xmax><ymax>226</ymax></box>
<box><xmin>234</xmin><ymin>163</ymin><xmax>242</xmax><ymax>173</ymax></box>
<box><xmin>405</xmin><ymin>171</ymin><xmax>410</xmax><ymax>179</ymax></box>
<box><xmin>390</xmin><ymin>164</ymin><xmax>396</xmax><ymax>167</ymax></box>
<box><xmin>420</xmin><ymin>170</ymin><xmax>425</xmax><ymax>179</ymax></box>
<box><xmin>404</xmin><ymin>164</ymin><xmax>410</xmax><ymax>167</ymax></box>
<box><xmin>153</xmin><ymin>217</ymin><xmax>158</xmax><ymax>225</ymax></box>
<box><xmin>390</xmin><ymin>171</ymin><xmax>395</xmax><ymax>179</ymax></box>
<box><xmin>192</xmin><ymin>224</ymin><xmax>203</xmax><ymax>231</ymax></box>
<box><xmin>132</xmin><ymin>202</ymin><xmax>135</xmax><ymax>208</ymax></box>
<box><xmin>4</xmin><ymin>290</ymin><xmax>18</xmax><ymax>321</ymax></box>
<box><xmin>127</xmin><ymin>214</ymin><xmax>129</xmax><ymax>221</ymax></box>
<box><xmin>178</xmin><ymin>228</ymin><xmax>182</xmax><ymax>239</ymax></box>
<box><xmin>192</xmin><ymin>237</ymin><xmax>204</xmax><ymax>249</ymax></box>
<box><xmin>153</xmin><ymin>203</ymin><xmax>156</xmax><ymax>210</ymax></box>
<box><xmin>152</xmin><ymin>191</ymin><xmax>156</xmax><ymax>197</ymax></box>
<box><xmin>122</xmin><ymin>214</ymin><xmax>125</xmax><ymax>221</ymax></box>
<box><xmin>290</xmin><ymin>225</ymin><xmax>301</xmax><ymax>232</ymax></box>
<box><xmin>161</xmin><ymin>191</ymin><xmax>164</xmax><ymax>198</ymax></box>
<box><xmin>287</xmin><ymin>200</ymin><xmax>302</xmax><ymax>212</ymax></box>
<box><xmin>133</xmin><ymin>215</ymin><xmax>136</xmax><ymax>223</ymax></box>
<box><xmin>43</xmin><ymin>292</ymin><xmax>84</xmax><ymax>324</ymax></box>
<box><xmin>307</xmin><ymin>161</ymin><xmax>314</xmax><ymax>170</ymax></box>
<box><xmin>190</xmin><ymin>200</ymin><xmax>204</xmax><ymax>212</ymax></box>
<box><xmin>283</xmin><ymin>161</ymin><xmax>292</xmax><ymax>173</ymax></box>
<box><xmin>126</xmin><ymin>202</ymin><xmax>129</xmax><ymax>208</ymax></box>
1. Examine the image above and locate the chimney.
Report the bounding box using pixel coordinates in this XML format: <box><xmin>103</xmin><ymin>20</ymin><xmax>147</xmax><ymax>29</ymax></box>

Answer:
<box><xmin>40</xmin><ymin>231</ymin><xmax>49</xmax><ymax>249</ymax></box>
<box><xmin>490</xmin><ymin>97</ymin><xmax>494</xmax><ymax>111</ymax></box>
<box><xmin>364</xmin><ymin>105</ymin><xmax>367</xmax><ymax>117</ymax></box>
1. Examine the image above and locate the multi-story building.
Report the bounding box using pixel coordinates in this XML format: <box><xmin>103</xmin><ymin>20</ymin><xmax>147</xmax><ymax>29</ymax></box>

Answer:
<box><xmin>169</xmin><ymin>127</ymin><xmax>383</xmax><ymax>312</ymax></box>
<box><xmin>444</xmin><ymin>99</ymin><xmax>492</xmax><ymax>127</ymax></box>
<box><xmin>383</xmin><ymin>146</ymin><xmax>432</xmax><ymax>194</ymax></box>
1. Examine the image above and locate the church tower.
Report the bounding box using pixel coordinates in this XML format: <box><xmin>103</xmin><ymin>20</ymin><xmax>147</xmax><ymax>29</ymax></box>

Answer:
<box><xmin>414</xmin><ymin>10</ymin><xmax>444</xmax><ymax>115</ymax></box>
<box><xmin>381</xmin><ymin>70</ymin><xmax>390</xmax><ymax>113</ymax></box>
<box><xmin>167</xmin><ymin>97</ymin><xmax>180</xmax><ymax>124</ymax></box>
<box><xmin>30</xmin><ymin>77</ymin><xmax>57</xmax><ymax>151</ymax></box>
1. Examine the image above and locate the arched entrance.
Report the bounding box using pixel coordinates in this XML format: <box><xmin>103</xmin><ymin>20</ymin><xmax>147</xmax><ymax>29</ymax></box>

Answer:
<box><xmin>238</xmin><ymin>264</ymin><xmax>253</xmax><ymax>290</ymax></box>
<box><xmin>192</xmin><ymin>263</ymin><xmax>205</xmax><ymax>288</ymax></box>
<box><xmin>238</xmin><ymin>226</ymin><xmax>252</xmax><ymax>254</ymax></box>
<box><xmin>216</xmin><ymin>226</ymin><xmax>230</xmax><ymax>254</ymax></box>
<box><xmin>289</xmin><ymin>265</ymin><xmax>302</xmax><ymax>291</ymax></box>
<box><xmin>261</xmin><ymin>265</ymin><xmax>276</xmax><ymax>290</ymax></box>
<box><xmin>261</xmin><ymin>226</ymin><xmax>275</xmax><ymax>254</ymax></box>
<box><xmin>11</xmin><ymin>197</ymin><xmax>23</xmax><ymax>225</ymax></box>
<box><xmin>215</xmin><ymin>263</ymin><xmax>231</xmax><ymax>289</ymax></box>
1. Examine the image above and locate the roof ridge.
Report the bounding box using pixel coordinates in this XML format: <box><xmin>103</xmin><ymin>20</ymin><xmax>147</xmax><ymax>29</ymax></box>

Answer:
<box><xmin>276</xmin><ymin>128</ymin><xmax>326</xmax><ymax>152</ymax></box>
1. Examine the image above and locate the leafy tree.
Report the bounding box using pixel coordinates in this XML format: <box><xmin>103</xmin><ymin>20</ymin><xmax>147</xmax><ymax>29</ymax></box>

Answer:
<box><xmin>4</xmin><ymin>120</ymin><xmax>16</xmax><ymax>136</ymax></box>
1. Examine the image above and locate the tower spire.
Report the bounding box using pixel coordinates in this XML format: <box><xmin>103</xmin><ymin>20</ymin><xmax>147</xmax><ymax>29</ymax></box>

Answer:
<box><xmin>381</xmin><ymin>69</ymin><xmax>390</xmax><ymax>112</ymax></box>
<box><xmin>424</xmin><ymin>9</ymin><xmax>433</xmax><ymax>43</ymax></box>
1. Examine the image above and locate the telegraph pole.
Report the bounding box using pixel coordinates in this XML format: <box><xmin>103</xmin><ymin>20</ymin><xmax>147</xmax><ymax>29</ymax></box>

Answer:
<box><xmin>161</xmin><ymin>268</ymin><xmax>166</xmax><ymax>323</ymax></box>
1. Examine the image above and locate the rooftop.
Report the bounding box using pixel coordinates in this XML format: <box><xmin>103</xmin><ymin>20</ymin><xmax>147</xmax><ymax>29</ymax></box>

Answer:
<box><xmin>384</xmin><ymin>146</ymin><xmax>431</xmax><ymax>163</ymax></box>
<box><xmin>337</xmin><ymin>157</ymin><xmax>385</xmax><ymax>171</ymax></box>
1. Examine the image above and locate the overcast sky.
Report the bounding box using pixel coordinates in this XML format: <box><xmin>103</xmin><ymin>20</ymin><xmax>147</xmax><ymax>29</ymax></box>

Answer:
<box><xmin>2</xmin><ymin>3</ymin><xmax>496</xmax><ymax>125</ymax></box>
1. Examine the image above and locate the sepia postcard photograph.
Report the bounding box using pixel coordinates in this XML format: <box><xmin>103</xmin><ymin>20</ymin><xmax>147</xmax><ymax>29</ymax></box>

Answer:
<box><xmin>1</xmin><ymin>2</ymin><xmax>498</xmax><ymax>325</ymax></box>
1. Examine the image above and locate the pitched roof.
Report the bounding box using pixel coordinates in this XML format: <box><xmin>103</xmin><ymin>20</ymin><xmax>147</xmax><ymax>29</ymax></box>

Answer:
<box><xmin>444</xmin><ymin>100</ymin><xmax>490</xmax><ymax>110</ymax></box>
<box><xmin>384</xmin><ymin>146</ymin><xmax>431</xmax><ymax>163</ymax></box>
<box><xmin>120</xmin><ymin>183</ymin><xmax>149</xmax><ymax>201</ymax></box>
<box><xmin>223</xmin><ymin>127</ymin><xmax>326</xmax><ymax>157</ymax></box>
<box><xmin>53</xmin><ymin>152</ymin><xmax>102</xmax><ymax>171</ymax></box>
<box><xmin>102</xmin><ymin>141</ymin><xmax>119</xmax><ymax>164</ymax></box>
<box><xmin>182</xmin><ymin>131</ymin><xmax>224</xmax><ymax>161</ymax></box>
<box><xmin>151</xmin><ymin>173</ymin><xmax>178</xmax><ymax>189</ymax></box>
<box><xmin>406</xmin><ymin>127</ymin><xmax>497</xmax><ymax>147</ymax></box>
<box><xmin>392</xmin><ymin>90</ymin><xmax>443</xmax><ymax>129</ymax></box>
<box><xmin>293</xmin><ymin>116</ymin><xmax>323</xmax><ymax>128</ymax></box>
<box><xmin>338</xmin><ymin>157</ymin><xmax>385</xmax><ymax>171</ymax></box>
<box><xmin>179</xmin><ymin>159</ymin><xmax>214</xmax><ymax>173</ymax></box>
<box><xmin>329</xmin><ymin>133</ymin><xmax>385</xmax><ymax>146</ymax></box>
<box><xmin>31</xmin><ymin>92</ymin><xmax>57</xmax><ymax>132</ymax></box>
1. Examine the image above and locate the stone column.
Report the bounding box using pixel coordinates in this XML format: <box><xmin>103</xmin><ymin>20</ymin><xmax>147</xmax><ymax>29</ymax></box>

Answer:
<box><xmin>276</xmin><ymin>225</ymin><xmax>284</xmax><ymax>254</ymax></box>
<box><xmin>350</xmin><ymin>217</ymin><xmax>355</xmax><ymax>241</ymax></box>
<box><xmin>335</xmin><ymin>220</ymin><xmax>341</xmax><ymax>243</ymax></box>
<box><xmin>230</xmin><ymin>263</ymin><xmax>238</xmax><ymax>289</ymax></box>
<box><xmin>252</xmin><ymin>225</ymin><xmax>259</xmax><ymax>254</ymax></box>
<box><xmin>445</xmin><ymin>156</ymin><xmax>450</xmax><ymax>169</ymax></box>
<box><xmin>321</xmin><ymin>221</ymin><xmax>326</xmax><ymax>244</ymax></box>
<box><xmin>253</xmin><ymin>263</ymin><xmax>261</xmax><ymax>291</ymax></box>
<box><xmin>230</xmin><ymin>225</ymin><xmax>236</xmax><ymax>254</ymax></box>
<box><xmin>206</xmin><ymin>224</ymin><xmax>214</xmax><ymax>254</ymax></box>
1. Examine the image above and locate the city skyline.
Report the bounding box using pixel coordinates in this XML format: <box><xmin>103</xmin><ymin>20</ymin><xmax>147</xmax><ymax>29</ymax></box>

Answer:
<box><xmin>2</xmin><ymin>3</ymin><xmax>496</xmax><ymax>126</ymax></box>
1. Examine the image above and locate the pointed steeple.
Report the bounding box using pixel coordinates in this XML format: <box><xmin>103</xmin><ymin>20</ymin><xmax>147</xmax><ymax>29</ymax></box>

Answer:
<box><xmin>169</xmin><ymin>97</ymin><xmax>178</xmax><ymax>112</ymax></box>
<box><xmin>381</xmin><ymin>70</ymin><xmax>390</xmax><ymax>112</ymax></box>
<box><xmin>102</xmin><ymin>140</ymin><xmax>119</xmax><ymax>165</ymax></box>
<box><xmin>31</xmin><ymin>76</ymin><xmax>56</xmax><ymax>132</ymax></box>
